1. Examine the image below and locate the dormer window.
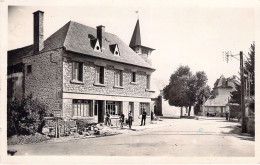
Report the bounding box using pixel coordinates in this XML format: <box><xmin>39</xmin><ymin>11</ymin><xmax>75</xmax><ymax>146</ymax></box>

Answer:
<box><xmin>109</xmin><ymin>44</ymin><xmax>120</xmax><ymax>56</ymax></box>
<box><xmin>90</xmin><ymin>39</ymin><xmax>101</xmax><ymax>52</ymax></box>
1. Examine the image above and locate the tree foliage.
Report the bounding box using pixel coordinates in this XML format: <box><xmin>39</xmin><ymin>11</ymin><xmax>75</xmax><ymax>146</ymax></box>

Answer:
<box><xmin>7</xmin><ymin>95</ymin><xmax>47</xmax><ymax>137</ymax></box>
<box><xmin>230</xmin><ymin>42</ymin><xmax>255</xmax><ymax>112</ymax></box>
<box><xmin>245</xmin><ymin>42</ymin><xmax>255</xmax><ymax>96</ymax></box>
<box><xmin>163</xmin><ymin>65</ymin><xmax>210</xmax><ymax>116</ymax></box>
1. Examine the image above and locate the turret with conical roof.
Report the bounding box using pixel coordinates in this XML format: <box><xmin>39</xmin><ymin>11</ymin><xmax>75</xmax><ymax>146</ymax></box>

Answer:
<box><xmin>129</xmin><ymin>19</ymin><xmax>141</xmax><ymax>48</ymax></box>
<box><xmin>129</xmin><ymin>19</ymin><xmax>155</xmax><ymax>63</ymax></box>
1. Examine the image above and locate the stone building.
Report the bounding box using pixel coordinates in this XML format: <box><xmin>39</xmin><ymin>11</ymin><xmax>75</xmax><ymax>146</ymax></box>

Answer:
<box><xmin>203</xmin><ymin>75</ymin><xmax>237</xmax><ymax>116</ymax></box>
<box><xmin>8</xmin><ymin>10</ymin><xmax>155</xmax><ymax>125</ymax></box>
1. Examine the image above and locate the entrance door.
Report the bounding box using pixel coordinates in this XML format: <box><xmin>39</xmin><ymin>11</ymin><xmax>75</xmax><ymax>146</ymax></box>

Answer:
<box><xmin>129</xmin><ymin>102</ymin><xmax>134</xmax><ymax>121</ymax></box>
<box><xmin>95</xmin><ymin>100</ymin><xmax>104</xmax><ymax>123</ymax></box>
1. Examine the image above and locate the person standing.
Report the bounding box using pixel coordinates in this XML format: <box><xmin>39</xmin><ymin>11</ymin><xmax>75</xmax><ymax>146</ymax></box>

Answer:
<box><xmin>106</xmin><ymin>112</ymin><xmax>111</xmax><ymax>126</ymax></box>
<box><xmin>140</xmin><ymin>110</ymin><xmax>147</xmax><ymax>126</ymax></box>
<box><xmin>120</xmin><ymin>113</ymin><xmax>125</xmax><ymax>128</ymax></box>
<box><xmin>128</xmin><ymin>111</ymin><xmax>133</xmax><ymax>129</ymax></box>
<box><xmin>151</xmin><ymin>111</ymin><xmax>154</xmax><ymax>121</ymax></box>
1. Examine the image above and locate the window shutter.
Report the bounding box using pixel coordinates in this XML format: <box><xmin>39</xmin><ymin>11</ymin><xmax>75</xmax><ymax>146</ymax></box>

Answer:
<box><xmin>100</xmin><ymin>67</ymin><xmax>104</xmax><ymax>84</ymax></box>
<box><xmin>96</xmin><ymin>67</ymin><xmax>100</xmax><ymax>83</ymax></box>
<box><xmin>72</xmin><ymin>62</ymin><xmax>76</xmax><ymax>80</ymax></box>
<box><xmin>120</xmin><ymin>70</ymin><xmax>123</xmax><ymax>86</ymax></box>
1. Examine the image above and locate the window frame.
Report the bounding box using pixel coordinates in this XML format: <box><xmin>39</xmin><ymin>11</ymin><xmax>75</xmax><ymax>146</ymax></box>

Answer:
<box><xmin>140</xmin><ymin>102</ymin><xmax>150</xmax><ymax>116</ymax></box>
<box><xmin>96</xmin><ymin>66</ymin><xmax>105</xmax><ymax>84</ymax></box>
<box><xmin>106</xmin><ymin>101</ymin><xmax>122</xmax><ymax>116</ymax></box>
<box><xmin>72</xmin><ymin>99</ymin><xmax>93</xmax><ymax>117</ymax></box>
<box><xmin>72</xmin><ymin>61</ymin><xmax>83</xmax><ymax>82</ymax></box>
<box><xmin>114</xmin><ymin>69</ymin><xmax>123</xmax><ymax>87</ymax></box>
<box><xmin>146</xmin><ymin>75</ymin><xmax>151</xmax><ymax>90</ymax></box>
<box><xmin>131</xmin><ymin>72</ymin><xmax>136</xmax><ymax>83</ymax></box>
<box><xmin>27</xmin><ymin>65</ymin><xmax>32</xmax><ymax>74</ymax></box>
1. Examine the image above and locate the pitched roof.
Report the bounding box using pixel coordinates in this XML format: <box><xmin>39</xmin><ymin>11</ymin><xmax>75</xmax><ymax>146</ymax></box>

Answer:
<box><xmin>213</xmin><ymin>74</ymin><xmax>233</xmax><ymax>89</ymax></box>
<box><xmin>8</xmin><ymin>21</ymin><xmax>154</xmax><ymax>70</ymax></box>
<box><xmin>129</xmin><ymin>19</ymin><xmax>141</xmax><ymax>48</ymax></box>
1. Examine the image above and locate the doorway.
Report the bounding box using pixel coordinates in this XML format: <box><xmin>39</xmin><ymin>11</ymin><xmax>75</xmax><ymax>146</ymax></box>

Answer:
<box><xmin>95</xmin><ymin>100</ymin><xmax>104</xmax><ymax>123</ymax></box>
<box><xmin>129</xmin><ymin>102</ymin><xmax>134</xmax><ymax>121</ymax></box>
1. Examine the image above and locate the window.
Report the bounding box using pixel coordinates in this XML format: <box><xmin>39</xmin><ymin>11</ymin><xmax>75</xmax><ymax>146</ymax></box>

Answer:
<box><xmin>72</xmin><ymin>62</ymin><xmax>83</xmax><ymax>82</ymax></box>
<box><xmin>146</xmin><ymin>75</ymin><xmax>150</xmax><ymax>89</ymax></box>
<box><xmin>106</xmin><ymin>101</ymin><xmax>121</xmax><ymax>115</ymax></box>
<box><xmin>114</xmin><ymin>69</ymin><xmax>123</xmax><ymax>86</ymax></box>
<box><xmin>27</xmin><ymin>65</ymin><xmax>32</xmax><ymax>74</ymax></box>
<box><xmin>109</xmin><ymin>44</ymin><xmax>120</xmax><ymax>56</ymax></box>
<box><xmin>131</xmin><ymin>72</ymin><xmax>136</xmax><ymax>82</ymax></box>
<box><xmin>140</xmin><ymin>103</ymin><xmax>150</xmax><ymax>116</ymax></box>
<box><xmin>73</xmin><ymin>99</ymin><xmax>93</xmax><ymax>117</ymax></box>
<box><xmin>96</xmin><ymin>66</ymin><xmax>105</xmax><ymax>84</ymax></box>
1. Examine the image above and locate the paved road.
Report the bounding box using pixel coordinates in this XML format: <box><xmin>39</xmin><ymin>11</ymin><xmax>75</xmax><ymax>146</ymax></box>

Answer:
<box><xmin>8</xmin><ymin>117</ymin><xmax>254</xmax><ymax>156</ymax></box>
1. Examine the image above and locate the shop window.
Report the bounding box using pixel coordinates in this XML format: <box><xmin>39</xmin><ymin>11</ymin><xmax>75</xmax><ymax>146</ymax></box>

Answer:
<box><xmin>140</xmin><ymin>103</ymin><xmax>150</xmax><ymax>116</ymax></box>
<box><xmin>106</xmin><ymin>101</ymin><xmax>121</xmax><ymax>116</ymax></box>
<box><xmin>73</xmin><ymin>99</ymin><xmax>93</xmax><ymax>117</ymax></box>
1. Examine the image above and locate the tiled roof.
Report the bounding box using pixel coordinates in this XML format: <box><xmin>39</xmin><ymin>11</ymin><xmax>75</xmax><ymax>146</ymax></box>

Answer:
<box><xmin>8</xmin><ymin>45</ymin><xmax>33</xmax><ymax>65</ymax></box>
<box><xmin>8</xmin><ymin>21</ymin><xmax>154</xmax><ymax>70</ymax></box>
<box><xmin>213</xmin><ymin>75</ymin><xmax>234</xmax><ymax>89</ymax></box>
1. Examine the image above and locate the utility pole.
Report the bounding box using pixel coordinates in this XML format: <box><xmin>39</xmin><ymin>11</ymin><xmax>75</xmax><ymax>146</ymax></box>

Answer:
<box><xmin>223</xmin><ymin>51</ymin><xmax>247</xmax><ymax>133</ymax></box>
<box><xmin>240</xmin><ymin>51</ymin><xmax>247</xmax><ymax>133</ymax></box>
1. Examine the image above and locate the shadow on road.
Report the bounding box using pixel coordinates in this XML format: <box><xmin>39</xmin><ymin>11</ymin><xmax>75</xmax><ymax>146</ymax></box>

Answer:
<box><xmin>221</xmin><ymin>125</ymin><xmax>255</xmax><ymax>142</ymax></box>
<box><xmin>197</xmin><ymin>117</ymin><xmax>226</xmax><ymax>121</ymax></box>
<box><xmin>216</xmin><ymin>120</ymin><xmax>240</xmax><ymax>123</ymax></box>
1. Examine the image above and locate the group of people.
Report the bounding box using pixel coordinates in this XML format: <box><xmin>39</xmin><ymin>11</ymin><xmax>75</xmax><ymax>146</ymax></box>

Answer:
<box><xmin>105</xmin><ymin>110</ymin><xmax>150</xmax><ymax>129</ymax></box>
<box><xmin>105</xmin><ymin>110</ymin><xmax>134</xmax><ymax>129</ymax></box>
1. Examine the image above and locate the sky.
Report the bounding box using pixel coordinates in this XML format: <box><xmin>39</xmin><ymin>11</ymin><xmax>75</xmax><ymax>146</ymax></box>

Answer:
<box><xmin>8</xmin><ymin>1</ymin><xmax>256</xmax><ymax>94</ymax></box>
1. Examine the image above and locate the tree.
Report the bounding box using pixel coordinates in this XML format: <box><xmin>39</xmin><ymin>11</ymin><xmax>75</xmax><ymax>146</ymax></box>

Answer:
<box><xmin>7</xmin><ymin>95</ymin><xmax>47</xmax><ymax>137</ymax></box>
<box><xmin>245</xmin><ymin>42</ymin><xmax>255</xmax><ymax>96</ymax></box>
<box><xmin>163</xmin><ymin>65</ymin><xmax>210</xmax><ymax>116</ymax></box>
<box><xmin>194</xmin><ymin>85</ymin><xmax>211</xmax><ymax>114</ymax></box>
<box><xmin>230</xmin><ymin>42</ymin><xmax>255</xmax><ymax>112</ymax></box>
<box><xmin>230</xmin><ymin>82</ymin><xmax>241</xmax><ymax>104</ymax></box>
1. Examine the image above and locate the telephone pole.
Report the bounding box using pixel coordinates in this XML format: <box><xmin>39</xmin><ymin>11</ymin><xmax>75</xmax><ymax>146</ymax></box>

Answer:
<box><xmin>223</xmin><ymin>51</ymin><xmax>247</xmax><ymax>133</ymax></box>
<box><xmin>240</xmin><ymin>51</ymin><xmax>247</xmax><ymax>133</ymax></box>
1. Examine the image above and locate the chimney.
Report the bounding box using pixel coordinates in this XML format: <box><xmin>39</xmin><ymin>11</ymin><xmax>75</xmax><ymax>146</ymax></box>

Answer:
<box><xmin>96</xmin><ymin>25</ymin><xmax>105</xmax><ymax>48</ymax></box>
<box><xmin>33</xmin><ymin>10</ymin><xmax>44</xmax><ymax>53</ymax></box>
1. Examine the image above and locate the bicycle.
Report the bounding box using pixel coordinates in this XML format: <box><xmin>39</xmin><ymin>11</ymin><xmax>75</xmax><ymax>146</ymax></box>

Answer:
<box><xmin>116</xmin><ymin>117</ymin><xmax>126</xmax><ymax>128</ymax></box>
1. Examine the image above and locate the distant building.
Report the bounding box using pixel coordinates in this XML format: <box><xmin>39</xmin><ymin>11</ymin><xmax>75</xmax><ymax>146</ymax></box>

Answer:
<box><xmin>153</xmin><ymin>90</ymin><xmax>194</xmax><ymax>117</ymax></box>
<box><xmin>203</xmin><ymin>75</ymin><xmax>237</xmax><ymax>116</ymax></box>
<box><xmin>8</xmin><ymin>10</ymin><xmax>155</xmax><ymax>125</ymax></box>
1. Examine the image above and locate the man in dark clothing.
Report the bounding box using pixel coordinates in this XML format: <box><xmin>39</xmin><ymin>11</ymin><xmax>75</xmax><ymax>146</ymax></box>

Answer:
<box><xmin>120</xmin><ymin>113</ymin><xmax>125</xmax><ymax>128</ymax></box>
<box><xmin>106</xmin><ymin>113</ymin><xmax>111</xmax><ymax>126</ymax></box>
<box><xmin>128</xmin><ymin>111</ymin><xmax>133</xmax><ymax>129</ymax></box>
<box><xmin>151</xmin><ymin>111</ymin><xmax>154</xmax><ymax>121</ymax></box>
<box><xmin>140</xmin><ymin>110</ymin><xmax>147</xmax><ymax>126</ymax></box>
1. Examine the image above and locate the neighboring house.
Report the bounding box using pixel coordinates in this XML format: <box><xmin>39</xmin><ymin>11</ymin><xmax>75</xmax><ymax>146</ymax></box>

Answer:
<box><xmin>203</xmin><ymin>75</ymin><xmax>237</xmax><ymax>116</ymax></box>
<box><xmin>8</xmin><ymin>10</ymin><xmax>155</xmax><ymax>125</ymax></box>
<box><xmin>153</xmin><ymin>90</ymin><xmax>194</xmax><ymax>117</ymax></box>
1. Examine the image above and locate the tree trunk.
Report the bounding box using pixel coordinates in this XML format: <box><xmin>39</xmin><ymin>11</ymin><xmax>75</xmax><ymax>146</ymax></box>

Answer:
<box><xmin>188</xmin><ymin>105</ymin><xmax>191</xmax><ymax>116</ymax></box>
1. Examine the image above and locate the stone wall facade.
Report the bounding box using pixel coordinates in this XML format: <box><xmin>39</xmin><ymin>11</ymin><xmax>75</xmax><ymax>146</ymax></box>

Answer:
<box><xmin>61</xmin><ymin>52</ymin><xmax>154</xmax><ymax>124</ymax></box>
<box><xmin>22</xmin><ymin>48</ymin><xmax>63</xmax><ymax>116</ymax></box>
<box><xmin>19</xmin><ymin>49</ymin><xmax>154</xmax><ymax>123</ymax></box>
<box><xmin>62</xmin><ymin>52</ymin><xmax>153</xmax><ymax>98</ymax></box>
